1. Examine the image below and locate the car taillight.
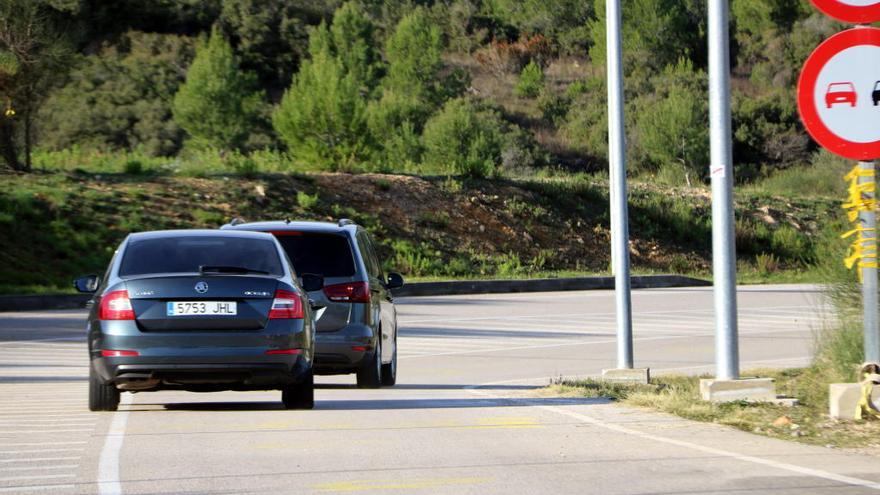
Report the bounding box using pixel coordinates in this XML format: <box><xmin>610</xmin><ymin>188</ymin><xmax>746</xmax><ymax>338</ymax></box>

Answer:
<box><xmin>99</xmin><ymin>290</ymin><xmax>135</xmax><ymax>320</ymax></box>
<box><xmin>323</xmin><ymin>282</ymin><xmax>370</xmax><ymax>303</ymax></box>
<box><xmin>268</xmin><ymin>290</ymin><xmax>303</xmax><ymax>319</ymax></box>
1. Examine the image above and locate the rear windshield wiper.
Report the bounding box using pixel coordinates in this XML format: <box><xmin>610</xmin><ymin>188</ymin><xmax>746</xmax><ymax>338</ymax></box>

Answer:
<box><xmin>199</xmin><ymin>265</ymin><xmax>270</xmax><ymax>275</ymax></box>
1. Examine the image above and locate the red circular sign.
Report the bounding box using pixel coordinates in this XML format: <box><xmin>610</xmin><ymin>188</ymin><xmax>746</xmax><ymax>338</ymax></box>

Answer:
<box><xmin>810</xmin><ymin>0</ymin><xmax>880</xmax><ymax>24</ymax></box>
<box><xmin>797</xmin><ymin>27</ymin><xmax>880</xmax><ymax>161</ymax></box>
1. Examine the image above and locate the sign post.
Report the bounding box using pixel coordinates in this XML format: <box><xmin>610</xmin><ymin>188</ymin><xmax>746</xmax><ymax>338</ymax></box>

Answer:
<box><xmin>708</xmin><ymin>0</ymin><xmax>740</xmax><ymax>381</ymax></box>
<box><xmin>797</xmin><ymin>24</ymin><xmax>880</xmax><ymax>363</ymax></box>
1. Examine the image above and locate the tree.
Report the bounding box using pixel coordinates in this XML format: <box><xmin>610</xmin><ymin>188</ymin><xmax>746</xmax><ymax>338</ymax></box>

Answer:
<box><xmin>634</xmin><ymin>61</ymin><xmax>709</xmax><ymax>186</ymax></box>
<box><xmin>172</xmin><ymin>26</ymin><xmax>264</xmax><ymax>151</ymax></box>
<box><xmin>383</xmin><ymin>8</ymin><xmax>444</xmax><ymax>106</ymax></box>
<box><xmin>40</xmin><ymin>32</ymin><xmax>195</xmax><ymax>156</ymax></box>
<box><xmin>0</xmin><ymin>0</ymin><xmax>76</xmax><ymax>171</ymax></box>
<box><xmin>272</xmin><ymin>2</ymin><xmax>380</xmax><ymax>169</ymax></box>
<box><xmin>515</xmin><ymin>60</ymin><xmax>544</xmax><ymax>98</ymax></box>
<box><xmin>272</xmin><ymin>49</ymin><xmax>370</xmax><ymax>169</ymax></box>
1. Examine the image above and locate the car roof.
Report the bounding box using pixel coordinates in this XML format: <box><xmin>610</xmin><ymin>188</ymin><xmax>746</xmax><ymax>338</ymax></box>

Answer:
<box><xmin>127</xmin><ymin>229</ymin><xmax>278</xmax><ymax>242</ymax></box>
<box><xmin>223</xmin><ymin>221</ymin><xmax>354</xmax><ymax>234</ymax></box>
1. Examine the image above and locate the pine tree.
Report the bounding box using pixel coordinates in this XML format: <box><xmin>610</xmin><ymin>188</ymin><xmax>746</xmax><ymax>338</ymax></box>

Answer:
<box><xmin>172</xmin><ymin>26</ymin><xmax>264</xmax><ymax>151</ymax></box>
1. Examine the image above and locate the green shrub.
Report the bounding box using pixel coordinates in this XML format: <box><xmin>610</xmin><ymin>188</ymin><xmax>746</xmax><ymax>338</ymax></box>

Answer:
<box><xmin>770</xmin><ymin>225</ymin><xmax>812</xmax><ymax>262</ymax></box>
<box><xmin>422</xmin><ymin>98</ymin><xmax>505</xmax><ymax>178</ymax></box>
<box><xmin>633</xmin><ymin>61</ymin><xmax>708</xmax><ymax>184</ymax></box>
<box><xmin>296</xmin><ymin>191</ymin><xmax>319</xmax><ymax>209</ymax></box>
<box><xmin>123</xmin><ymin>160</ymin><xmax>144</xmax><ymax>175</ymax></box>
<box><xmin>515</xmin><ymin>60</ymin><xmax>544</xmax><ymax>98</ymax></box>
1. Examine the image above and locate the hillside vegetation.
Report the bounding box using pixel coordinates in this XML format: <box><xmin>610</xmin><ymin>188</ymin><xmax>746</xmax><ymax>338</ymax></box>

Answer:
<box><xmin>0</xmin><ymin>0</ymin><xmax>855</xmax><ymax>182</ymax></box>
<box><xmin>0</xmin><ymin>168</ymin><xmax>846</xmax><ymax>293</ymax></box>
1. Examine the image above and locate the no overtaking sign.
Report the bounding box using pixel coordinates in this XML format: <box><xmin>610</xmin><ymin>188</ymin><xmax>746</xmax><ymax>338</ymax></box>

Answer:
<box><xmin>809</xmin><ymin>0</ymin><xmax>880</xmax><ymax>24</ymax></box>
<box><xmin>797</xmin><ymin>27</ymin><xmax>880</xmax><ymax>161</ymax></box>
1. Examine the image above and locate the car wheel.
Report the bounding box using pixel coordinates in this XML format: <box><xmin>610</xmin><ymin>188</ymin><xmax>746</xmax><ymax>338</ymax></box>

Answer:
<box><xmin>282</xmin><ymin>369</ymin><xmax>314</xmax><ymax>410</ymax></box>
<box><xmin>381</xmin><ymin>333</ymin><xmax>397</xmax><ymax>387</ymax></box>
<box><xmin>356</xmin><ymin>335</ymin><xmax>382</xmax><ymax>389</ymax></box>
<box><xmin>89</xmin><ymin>364</ymin><xmax>120</xmax><ymax>412</ymax></box>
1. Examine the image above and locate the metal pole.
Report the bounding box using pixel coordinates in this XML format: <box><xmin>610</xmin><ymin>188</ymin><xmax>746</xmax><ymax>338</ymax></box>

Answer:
<box><xmin>860</xmin><ymin>161</ymin><xmax>880</xmax><ymax>363</ymax></box>
<box><xmin>708</xmin><ymin>0</ymin><xmax>739</xmax><ymax>380</ymax></box>
<box><xmin>605</xmin><ymin>0</ymin><xmax>633</xmax><ymax>369</ymax></box>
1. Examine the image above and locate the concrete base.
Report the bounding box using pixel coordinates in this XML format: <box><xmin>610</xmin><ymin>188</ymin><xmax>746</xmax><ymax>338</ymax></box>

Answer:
<box><xmin>829</xmin><ymin>383</ymin><xmax>880</xmax><ymax>419</ymax></box>
<box><xmin>699</xmin><ymin>378</ymin><xmax>776</xmax><ymax>403</ymax></box>
<box><xmin>601</xmin><ymin>368</ymin><xmax>650</xmax><ymax>384</ymax></box>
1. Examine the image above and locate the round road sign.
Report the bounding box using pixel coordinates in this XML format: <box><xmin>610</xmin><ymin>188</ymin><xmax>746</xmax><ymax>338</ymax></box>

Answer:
<box><xmin>797</xmin><ymin>27</ymin><xmax>880</xmax><ymax>161</ymax></box>
<box><xmin>810</xmin><ymin>0</ymin><xmax>880</xmax><ymax>24</ymax></box>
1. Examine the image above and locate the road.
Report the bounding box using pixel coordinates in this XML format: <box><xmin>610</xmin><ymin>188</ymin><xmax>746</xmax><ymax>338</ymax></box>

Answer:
<box><xmin>1</xmin><ymin>284</ymin><xmax>879</xmax><ymax>494</ymax></box>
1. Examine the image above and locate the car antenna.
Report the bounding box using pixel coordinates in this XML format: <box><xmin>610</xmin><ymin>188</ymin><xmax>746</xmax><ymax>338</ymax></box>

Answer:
<box><xmin>285</xmin><ymin>217</ymin><xmax>291</xmax><ymax>224</ymax></box>
<box><xmin>229</xmin><ymin>217</ymin><xmax>246</xmax><ymax>226</ymax></box>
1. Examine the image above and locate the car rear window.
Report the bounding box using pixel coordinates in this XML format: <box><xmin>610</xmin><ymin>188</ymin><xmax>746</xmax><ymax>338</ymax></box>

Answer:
<box><xmin>274</xmin><ymin>233</ymin><xmax>356</xmax><ymax>277</ymax></box>
<box><xmin>119</xmin><ymin>236</ymin><xmax>284</xmax><ymax>277</ymax></box>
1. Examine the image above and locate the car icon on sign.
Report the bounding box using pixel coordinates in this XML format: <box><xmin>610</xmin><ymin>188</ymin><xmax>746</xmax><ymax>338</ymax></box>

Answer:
<box><xmin>825</xmin><ymin>82</ymin><xmax>858</xmax><ymax>108</ymax></box>
<box><xmin>873</xmin><ymin>81</ymin><xmax>880</xmax><ymax>106</ymax></box>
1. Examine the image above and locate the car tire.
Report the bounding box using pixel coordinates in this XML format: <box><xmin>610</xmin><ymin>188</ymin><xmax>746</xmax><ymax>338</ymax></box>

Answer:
<box><xmin>282</xmin><ymin>369</ymin><xmax>314</xmax><ymax>410</ymax></box>
<box><xmin>356</xmin><ymin>336</ymin><xmax>382</xmax><ymax>389</ymax></box>
<box><xmin>381</xmin><ymin>333</ymin><xmax>397</xmax><ymax>387</ymax></box>
<box><xmin>89</xmin><ymin>364</ymin><xmax>120</xmax><ymax>412</ymax></box>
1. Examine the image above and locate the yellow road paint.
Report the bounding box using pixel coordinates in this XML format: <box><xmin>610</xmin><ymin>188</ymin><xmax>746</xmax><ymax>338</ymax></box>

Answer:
<box><xmin>313</xmin><ymin>477</ymin><xmax>489</xmax><ymax>492</ymax></box>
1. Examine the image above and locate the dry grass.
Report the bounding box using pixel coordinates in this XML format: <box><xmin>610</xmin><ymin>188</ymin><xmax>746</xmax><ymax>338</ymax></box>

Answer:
<box><xmin>546</xmin><ymin>370</ymin><xmax>880</xmax><ymax>450</ymax></box>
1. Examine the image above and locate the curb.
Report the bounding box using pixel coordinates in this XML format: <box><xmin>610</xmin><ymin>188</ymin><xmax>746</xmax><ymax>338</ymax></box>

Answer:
<box><xmin>391</xmin><ymin>275</ymin><xmax>710</xmax><ymax>297</ymax></box>
<box><xmin>0</xmin><ymin>275</ymin><xmax>710</xmax><ymax>312</ymax></box>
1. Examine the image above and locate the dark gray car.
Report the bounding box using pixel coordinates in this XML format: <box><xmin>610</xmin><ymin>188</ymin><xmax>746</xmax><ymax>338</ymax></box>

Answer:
<box><xmin>75</xmin><ymin>230</ymin><xmax>321</xmax><ymax>411</ymax></box>
<box><xmin>222</xmin><ymin>219</ymin><xmax>403</xmax><ymax>388</ymax></box>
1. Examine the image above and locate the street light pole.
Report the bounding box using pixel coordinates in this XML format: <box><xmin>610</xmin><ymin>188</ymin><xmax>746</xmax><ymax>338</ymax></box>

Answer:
<box><xmin>605</xmin><ymin>0</ymin><xmax>633</xmax><ymax>369</ymax></box>
<box><xmin>708</xmin><ymin>0</ymin><xmax>739</xmax><ymax>380</ymax></box>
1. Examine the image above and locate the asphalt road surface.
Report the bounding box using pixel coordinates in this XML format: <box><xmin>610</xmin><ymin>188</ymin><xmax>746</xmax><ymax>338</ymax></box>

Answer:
<box><xmin>2</xmin><ymin>284</ymin><xmax>879</xmax><ymax>494</ymax></box>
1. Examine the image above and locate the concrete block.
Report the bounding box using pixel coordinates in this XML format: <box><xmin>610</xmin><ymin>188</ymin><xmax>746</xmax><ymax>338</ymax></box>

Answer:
<box><xmin>602</xmin><ymin>368</ymin><xmax>650</xmax><ymax>384</ymax></box>
<box><xmin>699</xmin><ymin>378</ymin><xmax>776</xmax><ymax>402</ymax></box>
<box><xmin>829</xmin><ymin>383</ymin><xmax>880</xmax><ymax>419</ymax></box>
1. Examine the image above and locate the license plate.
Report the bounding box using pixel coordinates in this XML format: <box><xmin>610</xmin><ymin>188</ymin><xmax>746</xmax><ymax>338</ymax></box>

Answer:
<box><xmin>166</xmin><ymin>301</ymin><xmax>237</xmax><ymax>316</ymax></box>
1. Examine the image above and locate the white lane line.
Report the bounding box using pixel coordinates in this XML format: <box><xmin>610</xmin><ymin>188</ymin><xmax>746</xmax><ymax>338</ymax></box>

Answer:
<box><xmin>0</xmin><ymin>457</ymin><xmax>80</xmax><ymax>463</ymax></box>
<box><xmin>0</xmin><ymin>449</ymin><xmax>84</xmax><ymax>454</ymax></box>
<box><xmin>399</xmin><ymin>327</ymin><xmax>807</xmax><ymax>360</ymax></box>
<box><xmin>0</xmin><ymin>338</ymin><xmax>85</xmax><ymax>346</ymax></box>
<box><xmin>98</xmin><ymin>393</ymin><xmax>133</xmax><ymax>495</ymax></box>
<box><xmin>0</xmin><ymin>419</ymin><xmax>94</xmax><ymax>424</ymax></box>
<box><xmin>399</xmin><ymin>305</ymin><xmax>821</xmax><ymax>325</ymax></box>
<box><xmin>0</xmin><ymin>441</ymin><xmax>86</xmax><ymax>447</ymax></box>
<box><xmin>0</xmin><ymin>423</ymin><xmax>94</xmax><ymax>428</ymax></box>
<box><xmin>0</xmin><ymin>465</ymin><xmax>79</xmax><ymax>472</ymax></box>
<box><xmin>0</xmin><ymin>429</ymin><xmax>92</xmax><ymax>434</ymax></box>
<box><xmin>0</xmin><ymin>485</ymin><xmax>74</xmax><ymax>493</ymax></box>
<box><xmin>0</xmin><ymin>474</ymin><xmax>76</xmax><ymax>482</ymax></box>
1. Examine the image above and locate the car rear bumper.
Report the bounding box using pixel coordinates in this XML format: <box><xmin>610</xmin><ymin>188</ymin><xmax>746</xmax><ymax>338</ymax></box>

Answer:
<box><xmin>314</xmin><ymin>323</ymin><xmax>375</xmax><ymax>374</ymax></box>
<box><xmin>93</xmin><ymin>355</ymin><xmax>311</xmax><ymax>391</ymax></box>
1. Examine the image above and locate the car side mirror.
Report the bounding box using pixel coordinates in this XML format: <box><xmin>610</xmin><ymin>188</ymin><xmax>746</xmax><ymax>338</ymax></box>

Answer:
<box><xmin>386</xmin><ymin>272</ymin><xmax>405</xmax><ymax>290</ymax></box>
<box><xmin>301</xmin><ymin>273</ymin><xmax>324</xmax><ymax>292</ymax></box>
<box><xmin>74</xmin><ymin>275</ymin><xmax>100</xmax><ymax>293</ymax></box>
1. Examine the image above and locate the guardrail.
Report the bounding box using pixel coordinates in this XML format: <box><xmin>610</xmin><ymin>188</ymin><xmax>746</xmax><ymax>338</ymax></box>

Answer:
<box><xmin>0</xmin><ymin>275</ymin><xmax>709</xmax><ymax>312</ymax></box>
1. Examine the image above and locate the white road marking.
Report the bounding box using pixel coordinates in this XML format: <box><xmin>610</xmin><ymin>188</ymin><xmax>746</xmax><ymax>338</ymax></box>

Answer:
<box><xmin>0</xmin><ymin>465</ymin><xmax>79</xmax><ymax>472</ymax></box>
<box><xmin>0</xmin><ymin>429</ymin><xmax>92</xmax><ymax>434</ymax></box>
<box><xmin>0</xmin><ymin>441</ymin><xmax>86</xmax><ymax>447</ymax></box>
<box><xmin>0</xmin><ymin>449</ymin><xmax>84</xmax><ymax>454</ymax></box>
<box><xmin>0</xmin><ymin>457</ymin><xmax>80</xmax><ymax>463</ymax></box>
<box><xmin>98</xmin><ymin>393</ymin><xmax>133</xmax><ymax>495</ymax></box>
<box><xmin>468</xmin><ymin>362</ymin><xmax>880</xmax><ymax>492</ymax></box>
<box><xmin>399</xmin><ymin>327</ymin><xmax>808</xmax><ymax>360</ymax></box>
<box><xmin>0</xmin><ymin>474</ymin><xmax>76</xmax><ymax>482</ymax></box>
<box><xmin>0</xmin><ymin>485</ymin><xmax>74</xmax><ymax>493</ymax></box>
